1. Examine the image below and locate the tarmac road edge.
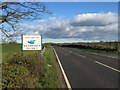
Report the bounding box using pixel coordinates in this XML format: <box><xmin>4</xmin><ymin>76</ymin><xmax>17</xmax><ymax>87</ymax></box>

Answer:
<box><xmin>52</xmin><ymin>47</ymin><xmax>72</xmax><ymax>90</ymax></box>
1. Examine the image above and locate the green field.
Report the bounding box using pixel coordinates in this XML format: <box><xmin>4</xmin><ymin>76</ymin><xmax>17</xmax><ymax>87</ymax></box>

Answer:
<box><xmin>60</xmin><ymin>42</ymin><xmax>119</xmax><ymax>58</ymax></box>
<box><xmin>2</xmin><ymin>43</ymin><xmax>45</xmax><ymax>63</ymax></box>
<box><xmin>1</xmin><ymin>43</ymin><xmax>60</xmax><ymax>89</ymax></box>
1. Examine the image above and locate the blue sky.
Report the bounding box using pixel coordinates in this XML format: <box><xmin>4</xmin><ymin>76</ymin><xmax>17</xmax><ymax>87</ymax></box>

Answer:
<box><xmin>44</xmin><ymin>2</ymin><xmax>118</xmax><ymax>19</ymax></box>
<box><xmin>11</xmin><ymin>2</ymin><xmax>118</xmax><ymax>43</ymax></box>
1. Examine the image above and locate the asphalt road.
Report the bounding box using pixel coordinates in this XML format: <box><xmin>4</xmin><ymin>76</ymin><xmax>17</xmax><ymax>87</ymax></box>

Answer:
<box><xmin>53</xmin><ymin>46</ymin><xmax>119</xmax><ymax>88</ymax></box>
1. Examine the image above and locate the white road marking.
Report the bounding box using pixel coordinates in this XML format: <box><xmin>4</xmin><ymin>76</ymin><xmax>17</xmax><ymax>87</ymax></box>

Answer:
<box><xmin>53</xmin><ymin>47</ymin><xmax>72</xmax><ymax>90</ymax></box>
<box><xmin>95</xmin><ymin>61</ymin><xmax>120</xmax><ymax>73</ymax></box>
<box><xmin>75</xmin><ymin>53</ymin><xmax>86</xmax><ymax>58</ymax></box>
<box><xmin>67</xmin><ymin>50</ymin><xmax>86</xmax><ymax>58</ymax></box>
<box><xmin>69</xmin><ymin>51</ymin><xmax>73</xmax><ymax>53</ymax></box>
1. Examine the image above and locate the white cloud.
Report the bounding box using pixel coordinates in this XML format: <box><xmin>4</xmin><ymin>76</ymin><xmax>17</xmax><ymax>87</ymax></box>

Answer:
<box><xmin>18</xmin><ymin>12</ymin><xmax>118</xmax><ymax>41</ymax></box>
<box><xmin>71</xmin><ymin>12</ymin><xmax>117</xmax><ymax>26</ymax></box>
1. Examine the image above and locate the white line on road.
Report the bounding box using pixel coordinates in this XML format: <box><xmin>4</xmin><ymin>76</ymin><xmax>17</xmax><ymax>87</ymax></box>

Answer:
<box><xmin>61</xmin><ymin>47</ymin><xmax>86</xmax><ymax>58</ymax></box>
<box><xmin>95</xmin><ymin>61</ymin><xmax>120</xmax><ymax>73</ymax></box>
<box><xmin>68</xmin><ymin>50</ymin><xmax>86</xmax><ymax>58</ymax></box>
<box><xmin>53</xmin><ymin>47</ymin><xmax>72</xmax><ymax>90</ymax></box>
<box><xmin>74</xmin><ymin>53</ymin><xmax>86</xmax><ymax>58</ymax></box>
<box><xmin>69</xmin><ymin>51</ymin><xmax>73</xmax><ymax>53</ymax></box>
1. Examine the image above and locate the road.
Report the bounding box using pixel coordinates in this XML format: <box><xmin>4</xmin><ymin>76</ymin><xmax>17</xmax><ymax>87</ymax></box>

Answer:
<box><xmin>53</xmin><ymin>46</ymin><xmax>119</xmax><ymax>88</ymax></box>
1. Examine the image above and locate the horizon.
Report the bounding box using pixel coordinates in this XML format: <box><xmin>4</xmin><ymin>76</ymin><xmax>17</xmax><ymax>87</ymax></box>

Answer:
<box><xmin>1</xmin><ymin>39</ymin><xmax>118</xmax><ymax>44</ymax></box>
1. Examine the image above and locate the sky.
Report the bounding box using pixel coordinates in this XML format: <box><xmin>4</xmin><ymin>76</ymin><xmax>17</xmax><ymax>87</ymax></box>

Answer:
<box><xmin>12</xmin><ymin>2</ymin><xmax>118</xmax><ymax>43</ymax></box>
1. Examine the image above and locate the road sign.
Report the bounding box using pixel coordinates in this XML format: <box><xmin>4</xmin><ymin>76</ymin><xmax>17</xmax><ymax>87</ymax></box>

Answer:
<box><xmin>22</xmin><ymin>35</ymin><xmax>42</xmax><ymax>50</ymax></box>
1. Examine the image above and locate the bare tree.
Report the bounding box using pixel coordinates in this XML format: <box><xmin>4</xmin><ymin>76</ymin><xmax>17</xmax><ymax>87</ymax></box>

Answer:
<box><xmin>0</xmin><ymin>2</ymin><xmax>49</xmax><ymax>41</ymax></box>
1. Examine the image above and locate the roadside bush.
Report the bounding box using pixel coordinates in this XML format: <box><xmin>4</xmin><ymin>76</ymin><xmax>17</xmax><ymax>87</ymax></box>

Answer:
<box><xmin>2</xmin><ymin>53</ymin><xmax>42</xmax><ymax>89</ymax></box>
<box><xmin>61</xmin><ymin>42</ymin><xmax>119</xmax><ymax>52</ymax></box>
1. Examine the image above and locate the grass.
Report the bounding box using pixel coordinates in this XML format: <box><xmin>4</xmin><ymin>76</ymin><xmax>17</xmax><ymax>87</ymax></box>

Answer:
<box><xmin>77</xmin><ymin>48</ymin><xmax>118</xmax><ymax>58</ymax></box>
<box><xmin>41</xmin><ymin>45</ymin><xmax>59</xmax><ymax>88</ymax></box>
<box><xmin>2</xmin><ymin>43</ymin><xmax>42</xmax><ymax>63</ymax></box>
<box><xmin>1</xmin><ymin>43</ymin><xmax>60</xmax><ymax>89</ymax></box>
<box><xmin>2</xmin><ymin>43</ymin><xmax>21</xmax><ymax>53</ymax></box>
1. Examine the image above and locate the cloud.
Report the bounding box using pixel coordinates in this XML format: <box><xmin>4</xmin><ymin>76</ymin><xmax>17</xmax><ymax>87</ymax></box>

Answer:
<box><xmin>18</xmin><ymin>12</ymin><xmax>118</xmax><ymax>41</ymax></box>
<box><xmin>71</xmin><ymin>12</ymin><xmax>117</xmax><ymax>27</ymax></box>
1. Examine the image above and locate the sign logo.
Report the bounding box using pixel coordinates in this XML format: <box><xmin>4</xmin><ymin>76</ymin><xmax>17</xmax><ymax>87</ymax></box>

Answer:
<box><xmin>28</xmin><ymin>40</ymin><xmax>36</xmax><ymax>44</ymax></box>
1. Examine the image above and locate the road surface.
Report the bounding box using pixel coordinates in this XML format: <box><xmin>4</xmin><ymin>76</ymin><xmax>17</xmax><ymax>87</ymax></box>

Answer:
<box><xmin>53</xmin><ymin>46</ymin><xmax>119</xmax><ymax>88</ymax></box>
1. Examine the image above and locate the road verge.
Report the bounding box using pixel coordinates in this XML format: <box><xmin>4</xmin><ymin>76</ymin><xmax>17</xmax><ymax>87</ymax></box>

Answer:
<box><xmin>53</xmin><ymin>47</ymin><xmax>72</xmax><ymax>90</ymax></box>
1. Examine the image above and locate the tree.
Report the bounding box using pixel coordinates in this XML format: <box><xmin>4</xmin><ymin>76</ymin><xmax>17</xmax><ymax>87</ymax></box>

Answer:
<box><xmin>0</xmin><ymin>2</ymin><xmax>49</xmax><ymax>41</ymax></box>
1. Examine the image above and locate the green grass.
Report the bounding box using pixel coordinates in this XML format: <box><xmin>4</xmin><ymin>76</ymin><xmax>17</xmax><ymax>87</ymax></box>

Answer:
<box><xmin>77</xmin><ymin>48</ymin><xmax>118</xmax><ymax>58</ymax></box>
<box><xmin>2</xmin><ymin>43</ymin><xmax>60</xmax><ymax>89</ymax></box>
<box><xmin>41</xmin><ymin>46</ymin><xmax>59</xmax><ymax>88</ymax></box>
<box><xmin>2</xmin><ymin>43</ymin><xmax>21</xmax><ymax>53</ymax></box>
<box><xmin>2</xmin><ymin>43</ymin><xmax>40</xmax><ymax>63</ymax></box>
<box><xmin>2</xmin><ymin>43</ymin><xmax>21</xmax><ymax>63</ymax></box>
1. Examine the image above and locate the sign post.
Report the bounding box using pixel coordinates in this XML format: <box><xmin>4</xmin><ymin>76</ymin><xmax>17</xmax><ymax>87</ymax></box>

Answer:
<box><xmin>22</xmin><ymin>34</ymin><xmax>42</xmax><ymax>65</ymax></box>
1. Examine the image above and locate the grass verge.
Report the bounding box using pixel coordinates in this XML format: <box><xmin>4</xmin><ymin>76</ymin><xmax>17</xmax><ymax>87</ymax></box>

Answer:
<box><xmin>41</xmin><ymin>45</ymin><xmax>59</xmax><ymax>88</ymax></box>
<box><xmin>2</xmin><ymin>43</ymin><xmax>61</xmax><ymax>89</ymax></box>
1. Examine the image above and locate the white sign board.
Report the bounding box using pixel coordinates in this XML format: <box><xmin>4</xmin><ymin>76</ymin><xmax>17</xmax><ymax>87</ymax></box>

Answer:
<box><xmin>22</xmin><ymin>35</ymin><xmax>42</xmax><ymax>50</ymax></box>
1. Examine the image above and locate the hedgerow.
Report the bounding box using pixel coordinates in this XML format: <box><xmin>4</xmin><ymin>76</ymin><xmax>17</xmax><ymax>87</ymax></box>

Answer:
<box><xmin>2</xmin><ymin>53</ymin><xmax>42</xmax><ymax>89</ymax></box>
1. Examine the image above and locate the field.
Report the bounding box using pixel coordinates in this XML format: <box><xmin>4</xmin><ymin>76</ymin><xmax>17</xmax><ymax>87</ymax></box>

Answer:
<box><xmin>1</xmin><ymin>43</ymin><xmax>60</xmax><ymax>89</ymax></box>
<box><xmin>59</xmin><ymin>41</ymin><xmax>119</xmax><ymax>58</ymax></box>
